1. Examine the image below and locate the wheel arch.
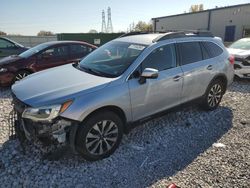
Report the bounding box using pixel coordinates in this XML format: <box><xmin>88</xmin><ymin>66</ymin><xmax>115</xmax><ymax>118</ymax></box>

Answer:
<box><xmin>209</xmin><ymin>74</ymin><xmax>228</xmax><ymax>94</ymax></box>
<box><xmin>17</xmin><ymin>68</ymin><xmax>34</xmax><ymax>74</ymax></box>
<box><xmin>82</xmin><ymin>105</ymin><xmax>127</xmax><ymax>126</ymax></box>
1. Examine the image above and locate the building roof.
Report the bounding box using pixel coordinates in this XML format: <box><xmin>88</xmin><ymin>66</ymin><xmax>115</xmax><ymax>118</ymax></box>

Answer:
<box><xmin>152</xmin><ymin>3</ymin><xmax>250</xmax><ymax>20</ymax></box>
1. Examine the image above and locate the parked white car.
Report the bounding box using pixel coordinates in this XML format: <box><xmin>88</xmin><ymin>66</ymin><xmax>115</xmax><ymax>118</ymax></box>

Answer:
<box><xmin>227</xmin><ymin>38</ymin><xmax>250</xmax><ymax>79</ymax></box>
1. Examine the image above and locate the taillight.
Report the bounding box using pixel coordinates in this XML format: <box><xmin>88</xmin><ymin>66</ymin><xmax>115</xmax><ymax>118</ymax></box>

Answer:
<box><xmin>228</xmin><ymin>55</ymin><xmax>235</xmax><ymax>65</ymax></box>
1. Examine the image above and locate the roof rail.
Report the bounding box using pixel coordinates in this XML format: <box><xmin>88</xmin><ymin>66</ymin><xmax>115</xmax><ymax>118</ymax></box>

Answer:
<box><xmin>167</xmin><ymin>29</ymin><xmax>214</xmax><ymax>37</ymax></box>
<box><xmin>154</xmin><ymin>30</ymin><xmax>214</xmax><ymax>42</ymax></box>
<box><xmin>119</xmin><ymin>31</ymin><xmax>151</xmax><ymax>38</ymax></box>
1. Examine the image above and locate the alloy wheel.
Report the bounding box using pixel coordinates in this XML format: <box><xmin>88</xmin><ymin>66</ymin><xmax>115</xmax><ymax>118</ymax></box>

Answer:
<box><xmin>85</xmin><ymin>120</ymin><xmax>118</xmax><ymax>155</ymax></box>
<box><xmin>15</xmin><ymin>72</ymin><xmax>29</xmax><ymax>82</ymax></box>
<box><xmin>207</xmin><ymin>84</ymin><xmax>222</xmax><ymax>107</ymax></box>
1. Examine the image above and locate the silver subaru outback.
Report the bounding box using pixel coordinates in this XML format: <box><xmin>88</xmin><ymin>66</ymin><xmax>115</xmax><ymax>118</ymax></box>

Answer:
<box><xmin>11</xmin><ymin>31</ymin><xmax>234</xmax><ymax>161</ymax></box>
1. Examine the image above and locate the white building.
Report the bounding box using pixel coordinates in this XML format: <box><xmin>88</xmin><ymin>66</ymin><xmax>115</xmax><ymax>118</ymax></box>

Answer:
<box><xmin>152</xmin><ymin>3</ymin><xmax>250</xmax><ymax>42</ymax></box>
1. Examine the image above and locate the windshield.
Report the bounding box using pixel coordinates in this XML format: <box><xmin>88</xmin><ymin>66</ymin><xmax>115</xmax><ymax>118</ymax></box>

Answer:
<box><xmin>79</xmin><ymin>41</ymin><xmax>146</xmax><ymax>77</ymax></box>
<box><xmin>229</xmin><ymin>38</ymin><xmax>250</xmax><ymax>50</ymax></box>
<box><xmin>19</xmin><ymin>43</ymin><xmax>49</xmax><ymax>58</ymax></box>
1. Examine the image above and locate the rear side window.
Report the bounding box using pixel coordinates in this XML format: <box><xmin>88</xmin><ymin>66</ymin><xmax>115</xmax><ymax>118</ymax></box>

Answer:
<box><xmin>141</xmin><ymin>44</ymin><xmax>176</xmax><ymax>71</ymax></box>
<box><xmin>202</xmin><ymin>42</ymin><xmax>223</xmax><ymax>58</ymax></box>
<box><xmin>70</xmin><ymin>44</ymin><xmax>93</xmax><ymax>57</ymax></box>
<box><xmin>177</xmin><ymin>42</ymin><xmax>202</xmax><ymax>65</ymax></box>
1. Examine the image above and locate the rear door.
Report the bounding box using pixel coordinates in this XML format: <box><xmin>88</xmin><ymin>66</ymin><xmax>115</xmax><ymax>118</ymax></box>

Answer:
<box><xmin>34</xmin><ymin>45</ymin><xmax>70</xmax><ymax>71</ymax></box>
<box><xmin>177</xmin><ymin>41</ymin><xmax>218</xmax><ymax>103</ymax></box>
<box><xmin>69</xmin><ymin>44</ymin><xmax>94</xmax><ymax>63</ymax></box>
<box><xmin>128</xmin><ymin>43</ymin><xmax>184</xmax><ymax>121</ymax></box>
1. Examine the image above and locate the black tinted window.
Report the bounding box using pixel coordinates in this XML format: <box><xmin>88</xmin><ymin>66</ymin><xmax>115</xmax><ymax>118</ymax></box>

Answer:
<box><xmin>178</xmin><ymin>42</ymin><xmax>202</xmax><ymax>65</ymax></box>
<box><xmin>142</xmin><ymin>44</ymin><xmax>176</xmax><ymax>71</ymax></box>
<box><xmin>40</xmin><ymin>46</ymin><xmax>68</xmax><ymax>59</ymax></box>
<box><xmin>70</xmin><ymin>44</ymin><xmax>93</xmax><ymax>56</ymax></box>
<box><xmin>202</xmin><ymin>42</ymin><xmax>223</xmax><ymax>58</ymax></box>
<box><xmin>200</xmin><ymin>42</ymin><xmax>210</xmax><ymax>60</ymax></box>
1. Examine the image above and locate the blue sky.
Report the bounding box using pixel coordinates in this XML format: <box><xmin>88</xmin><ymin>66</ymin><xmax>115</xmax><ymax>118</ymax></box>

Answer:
<box><xmin>1</xmin><ymin>0</ymin><xmax>249</xmax><ymax>35</ymax></box>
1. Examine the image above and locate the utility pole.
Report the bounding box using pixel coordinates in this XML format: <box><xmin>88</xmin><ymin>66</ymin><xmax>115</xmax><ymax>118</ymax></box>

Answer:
<box><xmin>107</xmin><ymin>7</ymin><xmax>113</xmax><ymax>33</ymax></box>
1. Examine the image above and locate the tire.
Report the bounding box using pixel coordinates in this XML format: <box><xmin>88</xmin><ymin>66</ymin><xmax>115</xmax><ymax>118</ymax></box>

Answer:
<box><xmin>14</xmin><ymin>70</ymin><xmax>31</xmax><ymax>83</ymax></box>
<box><xmin>75</xmin><ymin>111</ymin><xmax>124</xmax><ymax>161</ymax></box>
<box><xmin>201</xmin><ymin>80</ymin><xmax>225</xmax><ymax>111</ymax></box>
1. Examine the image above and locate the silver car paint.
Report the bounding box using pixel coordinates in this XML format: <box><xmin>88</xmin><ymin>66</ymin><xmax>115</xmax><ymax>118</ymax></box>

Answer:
<box><xmin>12</xmin><ymin>35</ymin><xmax>234</xmax><ymax>124</ymax></box>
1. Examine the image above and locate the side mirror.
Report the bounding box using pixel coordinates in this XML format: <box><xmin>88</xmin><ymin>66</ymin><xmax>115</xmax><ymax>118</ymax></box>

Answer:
<box><xmin>139</xmin><ymin>68</ymin><xmax>159</xmax><ymax>84</ymax></box>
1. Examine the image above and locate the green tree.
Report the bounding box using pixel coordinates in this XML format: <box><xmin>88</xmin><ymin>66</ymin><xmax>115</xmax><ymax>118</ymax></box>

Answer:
<box><xmin>134</xmin><ymin>21</ymin><xmax>153</xmax><ymax>32</ymax></box>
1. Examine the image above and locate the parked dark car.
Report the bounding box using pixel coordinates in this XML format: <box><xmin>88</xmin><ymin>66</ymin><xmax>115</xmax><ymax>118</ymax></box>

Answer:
<box><xmin>0</xmin><ymin>41</ymin><xmax>97</xmax><ymax>86</ymax></box>
<box><xmin>0</xmin><ymin>37</ymin><xmax>29</xmax><ymax>59</ymax></box>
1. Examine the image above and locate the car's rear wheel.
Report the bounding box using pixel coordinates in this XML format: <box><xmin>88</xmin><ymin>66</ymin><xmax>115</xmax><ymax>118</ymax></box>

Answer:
<box><xmin>14</xmin><ymin>70</ymin><xmax>31</xmax><ymax>83</ymax></box>
<box><xmin>75</xmin><ymin>111</ymin><xmax>123</xmax><ymax>161</ymax></box>
<box><xmin>201</xmin><ymin>80</ymin><xmax>225</xmax><ymax>110</ymax></box>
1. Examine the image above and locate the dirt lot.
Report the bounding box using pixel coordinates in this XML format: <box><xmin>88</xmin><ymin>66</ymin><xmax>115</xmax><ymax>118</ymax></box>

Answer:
<box><xmin>0</xmin><ymin>80</ymin><xmax>249</xmax><ymax>188</ymax></box>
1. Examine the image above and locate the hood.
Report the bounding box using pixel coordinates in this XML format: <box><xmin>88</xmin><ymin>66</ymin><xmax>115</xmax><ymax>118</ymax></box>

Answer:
<box><xmin>0</xmin><ymin>55</ymin><xmax>23</xmax><ymax>66</ymax></box>
<box><xmin>12</xmin><ymin>64</ymin><xmax>114</xmax><ymax>107</ymax></box>
<box><xmin>227</xmin><ymin>48</ymin><xmax>250</xmax><ymax>58</ymax></box>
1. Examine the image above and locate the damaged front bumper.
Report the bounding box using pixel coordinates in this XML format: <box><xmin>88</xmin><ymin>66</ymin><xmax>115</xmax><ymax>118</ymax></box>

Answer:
<box><xmin>9</xmin><ymin>95</ymin><xmax>76</xmax><ymax>145</ymax></box>
<box><xmin>11</xmin><ymin>110</ymin><xmax>73</xmax><ymax>145</ymax></box>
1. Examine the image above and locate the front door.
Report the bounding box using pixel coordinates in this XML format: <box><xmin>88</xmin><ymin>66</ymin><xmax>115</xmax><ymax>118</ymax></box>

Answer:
<box><xmin>128</xmin><ymin>44</ymin><xmax>183</xmax><ymax>121</ymax></box>
<box><xmin>34</xmin><ymin>45</ymin><xmax>69</xmax><ymax>71</ymax></box>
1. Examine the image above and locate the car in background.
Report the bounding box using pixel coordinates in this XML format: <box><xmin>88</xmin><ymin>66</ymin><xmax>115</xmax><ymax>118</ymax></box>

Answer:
<box><xmin>0</xmin><ymin>37</ymin><xmax>29</xmax><ymax>59</ymax></box>
<box><xmin>227</xmin><ymin>38</ymin><xmax>250</xmax><ymax>79</ymax></box>
<box><xmin>11</xmin><ymin>31</ymin><xmax>234</xmax><ymax>161</ymax></box>
<box><xmin>0</xmin><ymin>41</ymin><xmax>97</xmax><ymax>86</ymax></box>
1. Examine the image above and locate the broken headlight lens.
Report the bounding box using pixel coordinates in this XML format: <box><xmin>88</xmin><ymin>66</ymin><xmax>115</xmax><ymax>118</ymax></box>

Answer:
<box><xmin>22</xmin><ymin>105</ymin><xmax>61</xmax><ymax>122</ymax></box>
<box><xmin>22</xmin><ymin>100</ymin><xmax>73</xmax><ymax>122</ymax></box>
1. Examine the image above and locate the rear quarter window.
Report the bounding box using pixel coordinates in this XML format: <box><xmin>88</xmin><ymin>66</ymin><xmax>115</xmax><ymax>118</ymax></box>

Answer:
<box><xmin>202</xmin><ymin>42</ymin><xmax>223</xmax><ymax>58</ymax></box>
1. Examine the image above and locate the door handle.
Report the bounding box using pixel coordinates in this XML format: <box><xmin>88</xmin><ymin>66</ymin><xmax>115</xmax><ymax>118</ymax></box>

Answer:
<box><xmin>173</xmin><ymin>75</ymin><xmax>182</xmax><ymax>81</ymax></box>
<box><xmin>207</xmin><ymin>65</ymin><xmax>213</xmax><ymax>70</ymax></box>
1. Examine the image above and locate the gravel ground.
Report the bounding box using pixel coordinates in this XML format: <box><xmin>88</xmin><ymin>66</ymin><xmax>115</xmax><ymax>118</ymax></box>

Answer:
<box><xmin>0</xmin><ymin>80</ymin><xmax>249</xmax><ymax>188</ymax></box>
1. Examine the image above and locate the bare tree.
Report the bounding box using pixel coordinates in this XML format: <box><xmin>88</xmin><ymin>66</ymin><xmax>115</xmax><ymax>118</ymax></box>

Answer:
<box><xmin>37</xmin><ymin>30</ymin><xmax>54</xmax><ymax>36</ymax></box>
<box><xmin>0</xmin><ymin>31</ymin><xmax>7</xmax><ymax>35</ymax></box>
<box><xmin>189</xmin><ymin>4</ymin><xmax>204</xmax><ymax>12</ymax></box>
<box><xmin>88</xmin><ymin>29</ymin><xmax>98</xmax><ymax>33</ymax></box>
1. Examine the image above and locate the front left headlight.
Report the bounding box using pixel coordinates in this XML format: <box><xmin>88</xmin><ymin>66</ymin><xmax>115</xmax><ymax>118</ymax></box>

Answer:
<box><xmin>22</xmin><ymin>100</ymin><xmax>73</xmax><ymax>122</ymax></box>
<box><xmin>0</xmin><ymin>68</ymin><xmax>8</xmax><ymax>73</ymax></box>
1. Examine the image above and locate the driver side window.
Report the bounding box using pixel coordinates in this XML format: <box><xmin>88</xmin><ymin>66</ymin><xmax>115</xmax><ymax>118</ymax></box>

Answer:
<box><xmin>141</xmin><ymin>44</ymin><xmax>176</xmax><ymax>71</ymax></box>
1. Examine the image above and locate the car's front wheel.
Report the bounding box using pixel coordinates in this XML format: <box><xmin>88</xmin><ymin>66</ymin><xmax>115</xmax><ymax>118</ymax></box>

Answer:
<box><xmin>14</xmin><ymin>70</ymin><xmax>31</xmax><ymax>83</ymax></box>
<box><xmin>75</xmin><ymin>111</ymin><xmax>123</xmax><ymax>161</ymax></box>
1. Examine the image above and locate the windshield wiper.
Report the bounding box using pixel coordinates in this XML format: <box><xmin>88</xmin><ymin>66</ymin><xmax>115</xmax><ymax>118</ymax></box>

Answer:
<box><xmin>79</xmin><ymin>65</ymin><xmax>115</xmax><ymax>78</ymax></box>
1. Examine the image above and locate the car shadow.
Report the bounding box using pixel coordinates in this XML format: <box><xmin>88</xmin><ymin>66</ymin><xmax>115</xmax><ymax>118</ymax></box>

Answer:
<box><xmin>0</xmin><ymin>105</ymin><xmax>233</xmax><ymax>187</ymax></box>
